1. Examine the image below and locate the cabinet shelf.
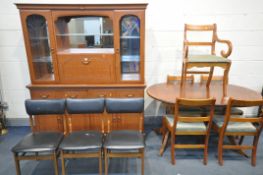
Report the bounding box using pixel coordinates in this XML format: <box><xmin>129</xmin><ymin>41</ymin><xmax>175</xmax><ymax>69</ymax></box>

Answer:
<box><xmin>30</xmin><ymin>37</ymin><xmax>49</xmax><ymax>40</ymax></box>
<box><xmin>57</xmin><ymin>48</ymin><xmax>114</xmax><ymax>54</ymax></box>
<box><xmin>121</xmin><ymin>55</ymin><xmax>140</xmax><ymax>62</ymax></box>
<box><xmin>32</xmin><ymin>56</ymin><xmax>52</xmax><ymax>63</ymax></box>
<box><xmin>120</xmin><ymin>36</ymin><xmax>140</xmax><ymax>39</ymax></box>
<box><xmin>122</xmin><ymin>73</ymin><xmax>140</xmax><ymax>81</ymax></box>
<box><xmin>56</xmin><ymin>33</ymin><xmax>113</xmax><ymax>37</ymax></box>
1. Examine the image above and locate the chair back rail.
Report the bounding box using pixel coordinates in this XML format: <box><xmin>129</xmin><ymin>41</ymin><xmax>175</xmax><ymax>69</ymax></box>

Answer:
<box><xmin>105</xmin><ymin>98</ymin><xmax>144</xmax><ymax>113</ymax></box>
<box><xmin>66</xmin><ymin>98</ymin><xmax>104</xmax><ymax>114</ymax></box>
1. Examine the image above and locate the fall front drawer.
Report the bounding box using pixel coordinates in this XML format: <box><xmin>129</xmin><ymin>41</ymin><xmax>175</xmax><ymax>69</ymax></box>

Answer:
<box><xmin>57</xmin><ymin>54</ymin><xmax>115</xmax><ymax>84</ymax></box>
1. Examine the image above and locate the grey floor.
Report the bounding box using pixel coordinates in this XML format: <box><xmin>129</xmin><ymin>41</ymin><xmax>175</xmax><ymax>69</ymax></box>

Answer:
<box><xmin>0</xmin><ymin>126</ymin><xmax>263</xmax><ymax>175</ymax></box>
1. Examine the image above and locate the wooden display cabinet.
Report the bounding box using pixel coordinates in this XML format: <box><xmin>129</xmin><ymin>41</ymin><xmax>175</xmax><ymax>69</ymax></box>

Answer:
<box><xmin>16</xmin><ymin>2</ymin><xmax>147</xmax><ymax>133</ymax></box>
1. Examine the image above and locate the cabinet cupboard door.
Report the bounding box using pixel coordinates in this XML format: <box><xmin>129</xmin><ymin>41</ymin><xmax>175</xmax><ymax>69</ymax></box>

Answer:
<box><xmin>110</xmin><ymin>114</ymin><xmax>143</xmax><ymax>132</ymax></box>
<box><xmin>34</xmin><ymin>115</ymin><xmax>64</xmax><ymax>132</ymax></box>
<box><xmin>20</xmin><ymin>11</ymin><xmax>59</xmax><ymax>83</ymax></box>
<box><xmin>114</xmin><ymin>11</ymin><xmax>145</xmax><ymax>83</ymax></box>
<box><xmin>30</xmin><ymin>89</ymin><xmax>64</xmax><ymax>132</ymax></box>
<box><xmin>57</xmin><ymin>54</ymin><xmax>115</xmax><ymax>84</ymax></box>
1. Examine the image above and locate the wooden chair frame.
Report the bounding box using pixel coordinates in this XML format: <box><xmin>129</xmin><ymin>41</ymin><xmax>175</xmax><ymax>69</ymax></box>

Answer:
<box><xmin>104</xmin><ymin>98</ymin><xmax>145</xmax><ymax>175</ymax></box>
<box><xmin>213</xmin><ymin>98</ymin><xmax>263</xmax><ymax>166</ymax></box>
<box><xmin>165</xmin><ymin>75</ymin><xmax>195</xmax><ymax>114</ymax></box>
<box><xmin>104</xmin><ymin>148</ymin><xmax>144</xmax><ymax>175</ymax></box>
<box><xmin>200</xmin><ymin>75</ymin><xmax>223</xmax><ymax>85</ymax></box>
<box><xmin>13</xmin><ymin>113</ymin><xmax>63</xmax><ymax>175</ymax></box>
<box><xmin>181</xmin><ymin>24</ymin><xmax>232</xmax><ymax>96</ymax></box>
<box><xmin>60</xmin><ymin>102</ymin><xmax>104</xmax><ymax>175</ymax></box>
<box><xmin>167</xmin><ymin>75</ymin><xmax>194</xmax><ymax>84</ymax></box>
<box><xmin>160</xmin><ymin>98</ymin><xmax>216</xmax><ymax>165</ymax></box>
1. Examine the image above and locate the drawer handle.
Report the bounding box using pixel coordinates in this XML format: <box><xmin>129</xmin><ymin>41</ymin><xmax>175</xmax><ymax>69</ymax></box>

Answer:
<box><xmin>41</xmin><ymin>95</ymin><xmax>49</xmax><ymax>99</ymax></box>
<box><xmin>65</xmin><ymin>94</ymin><xmax>77</xmax><ymax>98</ymax></box>
<box><xmin>81</xmin><ymin>58</ymin><xmax>90</xmax><ymax>65</ymax></box>
<box><xmin>127</xmin><ymin>94</ymin><xmax>134</xmax><ymax>97</ymax></box>
<box><xmin>99</xmin><ymin>94</ymin><xmax>105</xmax><ymax>98</ymax></box>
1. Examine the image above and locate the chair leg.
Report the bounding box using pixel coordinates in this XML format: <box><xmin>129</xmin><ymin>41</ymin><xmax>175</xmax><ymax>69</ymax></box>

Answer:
<box><xmin>61</xmin><ymin>151</ymin><xmax>66</xmax><ymax>175</ymax></box>
<box><xmin>181</xmin><ymin>63</ymin><xmax>186</xmax><ymax>87</ymax></box>
<box><xmin>141</xmin><ymin>148</ymin><xmax>144</xmax><ymax>175</ymax></box>
<box><xmin>204</xmin><ymin>135</ymin><xmax>209</xmax><ymax>165</ymax></box>
<box><xmin>99</xmin><ymin>150</ymin><xmax>102</xmax><ymax>175</ymax></box>
<box><xmin>170</xmin><ymin>133</ymin><xmax>175</xmax><ymax>165</ymax></box>
<box><xmin>223</xmin><ymin>63</ymin><xmax>231</xmax><ymax>97</ymax></box>
<box><xmin>218</xmin><ymin>134</ymin><xmax>224</xmax><ymax>166</ymax></box>
<box><xmin>13</xmin><ymin>153</ymin><xmax>21</xmax><ymax>175</ymax></box>
<box><xmin>53</xmin><ymin>152</ymin><xmax>59</xmax><ymax>175</ymax></box>
<box><xmin>104</xmin><ymin>148</ymin><xmax>108</xmax><ymax>175</ymax></box>
<box><xmin>206</xmin><ymin>66</ymin><xmax>214</xmax><ymax>87</ymax></box>
<box><xmin>251</xmin><ymin>135</ymin><xmax>260</xmax><ymax>166</ymax></box>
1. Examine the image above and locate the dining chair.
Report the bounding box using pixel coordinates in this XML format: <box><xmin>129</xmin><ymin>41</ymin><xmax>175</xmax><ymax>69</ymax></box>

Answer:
<box><xmin>167</xmin><ymin>75</ymin><xmax>194</xmax><ymax>85</ymax></box>
<box><xmin>213</xmin><ymin>98</ymin><xmax>263</xmax><ymax>166</ymax></box>
<box><xmin>181</xmin><ymin>24</ymin><xmax>232</xmax><ymax>96</ymax></box>
<box><xmin>160</xmin><ymin>97</ymin><xmax>216</xmax><ymax>165</ymax></box>
<box><xmin>166</xmin><ymin>75</ymin><xmax>197</xmax><ymax>114</ymax></box>
<box><xmin>59</xmin><ymin>98</ymin><xmax>104</xmax><ymax>175</ymax></box>
<box><xmin>12</xmin><ymin>99</ymin><xmax>65</xmax><ymax>175</ymax></box>
<box><xmin>257</xmin><ymin>86</ymin><xmax>263</xmax><ymax>117</ymax></box>
<box><xmin>200</xmin><ymin>75</ymin><xmax>243</xmax><ymax>116</ymax></box>
<box><xmin>104</xmin><ymin>98</ymin><xmax>145</xmax><ymax>175</ymax></box>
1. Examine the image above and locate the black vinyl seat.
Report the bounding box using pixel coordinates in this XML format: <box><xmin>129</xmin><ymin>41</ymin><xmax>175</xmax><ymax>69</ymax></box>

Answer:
<box><xmin>104</xmin><ymin>98</ymin><xmax>145</xmax><ymax>175</ymax></box>
<box><xmin>60</xmin><ymin>131</ymin><xmax>102</xmax><ymax>151</ymax></box>
<box><xmin>60</xmin><ymin>98</ymin><xmax>104</xmax><ymax>175</ymax></box>
<box><xmin>12</xmin><ymin>99</ymin><xmax>65</xmax><ymax>175</ymax></box>
<box><xmin>12</xmin><ymin>132</ymin><xmax>63</xmax><ymax>153</ymax></box>
<box><xmin>104</xmin><ymin>130</ymin><xmax>144</xmax><ymax>150</ymax></box>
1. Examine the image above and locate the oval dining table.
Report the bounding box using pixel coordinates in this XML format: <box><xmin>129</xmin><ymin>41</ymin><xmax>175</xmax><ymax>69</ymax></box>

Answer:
<box><xmin>147</xmin><ymin>82</ymin><xmax>262</xmax><ymax>156</ymax></box>
<box><xmin>147</xmin><ymin>82</ymin><xmax>262</xmax><ymax>105</ymax></box>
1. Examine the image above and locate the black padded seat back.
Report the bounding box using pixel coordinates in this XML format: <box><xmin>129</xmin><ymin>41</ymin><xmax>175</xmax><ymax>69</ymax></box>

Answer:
<box><xmin>25</xmin><ymin>99</ymin><xmax>66</xmax><ymax>115</ymax></box>
<box><xmin>106</xmin><ymin>98</ymin><xmax>144</xmax><ymax>113</ymax></box>
<box><xmin>66</xmin><ymin>98</ymin><xmax>104</xmax><ymax>114</ymax></box>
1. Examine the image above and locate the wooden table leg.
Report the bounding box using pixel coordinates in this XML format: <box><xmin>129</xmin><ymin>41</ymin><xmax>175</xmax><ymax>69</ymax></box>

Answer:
<box><xmin>159</xmin><ymin>131</ymin><xmax>169</xmax><ymax>156</ymax></box>
<box><xmin>227</xmin><ymin>136</ymin><xmax>249</xmax><ymax>158</ymax></box>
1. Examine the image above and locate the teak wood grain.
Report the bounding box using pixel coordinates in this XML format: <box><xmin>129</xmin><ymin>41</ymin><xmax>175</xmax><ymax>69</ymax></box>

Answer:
<box><xmin>147</xmin><ymin>83</ymin><xmax>262</xmax><ymax>106</ymax></box>
<box><xmin>17</xmin><ymin>3</ymin><xmax>147</xmax><ymax>132</ymax></box>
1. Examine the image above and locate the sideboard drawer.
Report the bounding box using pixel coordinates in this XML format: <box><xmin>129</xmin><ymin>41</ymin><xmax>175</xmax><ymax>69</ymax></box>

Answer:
<box><xmin>30</xmin><ymin>90</ymin><xmax>57</xmax><ymax>99</ymax></box>
<box><xmin>115</xmin><ymin>89</ymin><xmax>144</xmax><ymax>98</ymax></box>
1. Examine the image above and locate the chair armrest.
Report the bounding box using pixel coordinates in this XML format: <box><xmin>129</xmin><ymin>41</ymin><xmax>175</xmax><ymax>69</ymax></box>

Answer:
<box><xmin>216</xmin><ymin>37</ymin><xmax>233</xmax><ymax>58</ymax></box>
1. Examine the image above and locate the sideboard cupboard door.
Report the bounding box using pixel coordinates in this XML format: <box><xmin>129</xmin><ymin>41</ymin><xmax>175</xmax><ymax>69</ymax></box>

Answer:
<box><xmin>30</xmin><ymin>89</ymin><xmax>63</xmax><ymax>132</ymax></box>
<box><xmin>20</xmin><ymin>10</ymin><xmax>59</xmax><ymax>83</ymax></box>
<box><xmin>34</xmin><ymin>115</ymin><xmax>64</xmax><ymax>132</ymax></box>
<box><xmin>87</xmin><ymin>89</ymin><xmax>115</xmax><ymax>133</ymax></box>
<box><xmin>114</xmin><ymin>11</ymin><xmax>145</xmax><ymax>83</ymax></box>
<box><xmin>110</xmin><ymin>114</ymin><xmax>143</xmax><ymax>132</ymax></box>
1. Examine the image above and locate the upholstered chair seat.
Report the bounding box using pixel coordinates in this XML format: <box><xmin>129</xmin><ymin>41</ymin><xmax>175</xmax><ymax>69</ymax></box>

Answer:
<box><xmin>12</xmin><ymin>132</ymin><xmax>63</xmax><ymax>153</ymax></box>
<box><xmin>104</xmin><ymin>130</ymin><xmax>144</xmax><ymax>150</ymax></box>
<box><xmin>59</xmin><ymin>131</ymin><xmax>103</xmax><ymax>151</ymax></box>
<box><xmin>188</xmin><ymin>55</ymin><xmax>231</xmax><ymax>63</ymax></box>
<box><xmin>213</xmin><ymin>115</ymin><xmax>256</xmax><ymax>133</ymax></box>
<box><xmin>165</xmin><ymin>115</ymin><xmax>207</xmax><ymax>132</ymax></box>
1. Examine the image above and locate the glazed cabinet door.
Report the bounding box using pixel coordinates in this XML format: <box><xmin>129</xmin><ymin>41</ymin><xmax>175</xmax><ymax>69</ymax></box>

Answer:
<box><xmin>20</xmin><ymin>11</ymin><xmax>59</xmax><ymax>83</ymax></box>
<box><xmin>114</xmin><ymin>11</ymin><xmax>145</xmax><ymax>83</ymax></box>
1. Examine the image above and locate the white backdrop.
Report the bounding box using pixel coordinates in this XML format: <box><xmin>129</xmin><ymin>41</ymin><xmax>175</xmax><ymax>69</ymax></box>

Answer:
<box><xmin>0</xmin><ymin>0</ymin><xmax>262</xmax><ymax>119</ymax></box>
